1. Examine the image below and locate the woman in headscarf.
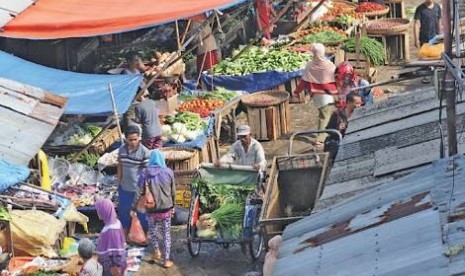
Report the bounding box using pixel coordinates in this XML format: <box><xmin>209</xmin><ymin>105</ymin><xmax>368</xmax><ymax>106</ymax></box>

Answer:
<box><xmin>131</xmin><ymin>150</ymin><xmax>176</xmax><ymax>268</ymax></box>
<box><xmin>95</xmin><ymin>199</ymin><xmax>127</xmax><ymax>276</ymax></box>
<box><xmin>293</xmin><ymin>43</ymin><xmax>338</xmax><ymax>147</ymax></box>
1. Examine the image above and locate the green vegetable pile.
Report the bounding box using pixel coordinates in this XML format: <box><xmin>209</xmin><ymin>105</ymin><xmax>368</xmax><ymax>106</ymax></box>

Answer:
<box><xmin>213</xmin><ymin>46</ymin><xmax>311</xmax><ymax>76</ymax></box>
<box><xmin>179</xmin><ymin>87</ymin><xmax>237</xmax><ymax>103</ymax></box>
<box><xmin>300</xmin><ymin>30</ymin><xmax>346</xmax><ymax>45</ymax></box>
<box><xmin>67</xmin><ymin>151</ymin><xmax>100</xmax><ymax>167</ymax></box>
<box><xmin>164</xmin><ymin>112</ymin><xmax>207</xmax><ymax>131</ymax></box>
<box><xmin>85</xmin><ymin>124</ymin><xmax>102</xmax><ymax>138</ymax></box>
<box><xmin>343</xmin><ymin>37</ymin><xmax>385</xmax><ymax>66</ymax></box>
<box><xmin>192</xmin><ymin>179</ymin><xmax>256</xmax><ymax>239</ymax></box>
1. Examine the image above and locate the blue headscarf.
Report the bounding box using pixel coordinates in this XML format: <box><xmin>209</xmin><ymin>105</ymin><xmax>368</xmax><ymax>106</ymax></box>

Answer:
<box><xmin>149</xmin><ymin>150</ymin><xmax>166</xmax><ymax>167</ymax></box>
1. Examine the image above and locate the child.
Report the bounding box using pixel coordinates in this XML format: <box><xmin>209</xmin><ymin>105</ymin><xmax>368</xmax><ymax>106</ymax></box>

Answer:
<box><xmin>95</xmin><ymin>199</ymin><xmax>127</xmax><ymax>276</ymax></box>
<box><xmin>78</xmin><ymin>238</ymin><xmax>103</xmax><ymax>276</ymax></box>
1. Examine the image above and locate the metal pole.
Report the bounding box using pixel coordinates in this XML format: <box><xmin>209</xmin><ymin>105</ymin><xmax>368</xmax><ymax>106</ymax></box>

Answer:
<box><xmin>442</xmin><ymin>0</ymin><xmax>458</xmax><ymax>156</ymax></box>
<box><xmin>108</xmin><ymin>83</ymin><xmax>124</xmax><ymax>144</ymax></box>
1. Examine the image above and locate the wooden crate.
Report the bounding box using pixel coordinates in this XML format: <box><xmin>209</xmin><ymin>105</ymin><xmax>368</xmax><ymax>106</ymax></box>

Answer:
<box><xmin>161</xmin><ymin>148</ymin><xmax>200</xmax><ymax>171</ymax></box>
<box><xmin>246</xmin><ymin>100</ymin><xmax>290</xmax><ymax>141</ymax></box>
<box><xmin>368</xmin><ymin>31</ymin><xmax>410</xmax><ymax>63</ymax></box>
<box><xmin>345</xmin><ymin>52</ymin><xmax>378</xmax><ymax>83</ymax></box>
<box><xmin>155</xmin><ymin>94</ymin><xmax>178</xmax><ymax>115</ymax></box>
<box><xmin>198</xmin><ymin>137</ymin><xmax>219</xmax><ymax>164</ymax></box>
<box><xmin>386</xmin><ymin>0</ymin><xmax>406</xmax><ymax>18</ymax></box>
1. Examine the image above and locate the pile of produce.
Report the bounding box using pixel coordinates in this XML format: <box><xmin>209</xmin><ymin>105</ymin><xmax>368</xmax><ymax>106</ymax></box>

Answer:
<box><xmin>300</xmin><ymin>30</ymin><xmax>347</xmax><ymax>45</ymax></box>
<box><xmin>343</xmin><ymin>37</ymin><xmax>385</xmax><ymax>66</ymax></box>
<box><xmin>320</xmin><ymin>2</ymin><xmax>360</xmax><ymax>24</ymax></box>
<box><xmin>162</xmin><ymin>112</ymin><xmax>207</xmax><ymax>143</ymax></box>
<box><xmin>213</xmin><ymin>46</ymin><xmax>311</xmax><ymax>76</ymax></box>
<box><xmin>179</xmin><ymin>87</ymin><xmax>238</xmax><ymax>103</ymax></box>
<box><xmin>355</xmin><ymin>2</ymin><xmax>387</xmax><ymax>13</ymax></box>
<box><xmin>66</xmin><ymin>151</ymin><xmax>101</xmax><ymax>168</ymax></box>
<box><xmin>192</xmin><ymin>179</ymin><xmax>256</xmax><ymax>239</ymax></box>
<box><xmin>367</xmin><ymin>19</ymin><xmax>411</xmax><ymax>31</ymax></box>
<box><xmin>47</xmin><ymin>124</ymin><xmax>103</xmax><ymax>146</ymax></box>
<box><xmin>178</xmin><ymin>98</ymin><xmax>225</xmax><ymax>118</ymax></box>
<box><xmin>286</xmin><ymin>44</ymin><xmax>339</xmax><ymax>54</ymax></box>
<box><xmin>162</xmin><ymin>149</ymin><xmax>194</xmax><ymax>160</ymax></box>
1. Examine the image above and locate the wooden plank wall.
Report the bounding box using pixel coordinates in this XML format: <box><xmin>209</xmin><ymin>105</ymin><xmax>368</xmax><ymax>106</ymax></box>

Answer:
<box><xmin>319</xmin><ymin>88</ymin><xmax>465</xmax><ymax>207</ymax></box>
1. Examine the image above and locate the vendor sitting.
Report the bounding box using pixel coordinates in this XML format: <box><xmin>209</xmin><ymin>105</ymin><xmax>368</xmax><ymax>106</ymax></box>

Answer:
<box><xmin>217</xmin><ymin>125</ymin><xmax>267</xmax><ymax>171</ymax></box>
<box><xmin>335</xmin><ymin>62</ymin><xmax>373</xmax><ymax>107</ymax></box>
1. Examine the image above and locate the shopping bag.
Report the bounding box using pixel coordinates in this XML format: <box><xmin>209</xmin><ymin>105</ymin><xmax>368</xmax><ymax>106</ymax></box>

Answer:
<box><xmin>128</xmin><ymin>216</ymin><xmax>147</xmax><ymax>244</ymax></box>
<box><xmin>136</xmin><ymin>181</ymin><xmax>156</xmax><ymax>212</ymax></box>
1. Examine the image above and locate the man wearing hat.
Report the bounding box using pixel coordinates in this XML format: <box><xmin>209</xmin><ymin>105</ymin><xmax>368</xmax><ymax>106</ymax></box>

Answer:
<box><xmin>218</xmin><ymin>125</ymin><xmax>267</xmax><ymax>171</ymax></box>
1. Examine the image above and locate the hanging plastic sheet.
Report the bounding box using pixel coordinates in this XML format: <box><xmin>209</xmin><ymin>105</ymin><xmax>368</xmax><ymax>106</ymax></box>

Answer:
<box><xmin>0</xmin><ymin>160</ymin><xmax>30</xmax><ymax>191</ymax></box>
<box><xmin>0</xmin><ymin>51</ymin><xmax>142</xmax><ymax>115</ymax></box>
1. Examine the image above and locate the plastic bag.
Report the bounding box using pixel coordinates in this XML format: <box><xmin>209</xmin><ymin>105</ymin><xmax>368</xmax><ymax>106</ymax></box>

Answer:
<box><xmin>418</xmin><ymin>43</ymin><xmax>444</xmax><ymax>59</ymax></box>
<box><xmin>128</xmin><ymin>217</ymin><xmax>146</xmax><ymax>244</ymax></box>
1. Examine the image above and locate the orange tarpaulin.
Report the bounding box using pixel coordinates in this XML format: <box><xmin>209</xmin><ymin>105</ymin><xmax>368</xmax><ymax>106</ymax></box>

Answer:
<box><xmin>1</xmin><ymin>0</ymin><xmax>245</xmax><ymax>39</ymax></box>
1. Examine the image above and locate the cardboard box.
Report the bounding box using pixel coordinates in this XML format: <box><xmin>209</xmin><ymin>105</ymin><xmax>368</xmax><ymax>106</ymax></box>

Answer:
<box><xmin>156</xmin><ymin>94</ymin><xmax>178</xmax><ymax>115</ymax></box>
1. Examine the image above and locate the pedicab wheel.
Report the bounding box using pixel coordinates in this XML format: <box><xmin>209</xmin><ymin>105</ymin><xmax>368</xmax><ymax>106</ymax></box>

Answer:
<box><xmin>248</xmin><ymin>205</ymin><xmax>264</xmax><ymax>261</ymax></box>
<box><xmin>187</xmin><ymin>192</ymin><xmax>201</xmax><ymax>257</ymax></box>
<box><xmin>248</xmin><ymin>230</ymin><xmax>264</xmax><ymax>261</ymax></box>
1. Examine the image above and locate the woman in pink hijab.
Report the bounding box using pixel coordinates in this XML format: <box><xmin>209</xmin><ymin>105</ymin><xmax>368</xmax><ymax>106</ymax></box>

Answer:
<box><xmin>294</xmin><ymin>43</ymin><xmax>338</xmax><ymax>147</ymax></box>
<box><xmin>95</xmin><ymin>199</ymin><xmax>127</xmax><ymax>276</ymax></box>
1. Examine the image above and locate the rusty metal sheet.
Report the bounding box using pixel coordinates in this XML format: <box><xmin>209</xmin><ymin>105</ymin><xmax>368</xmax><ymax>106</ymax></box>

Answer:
<box><xmin>274</xmin><ymin>155</ymin><xmax>465</xmax><ymax>276</ymax></box>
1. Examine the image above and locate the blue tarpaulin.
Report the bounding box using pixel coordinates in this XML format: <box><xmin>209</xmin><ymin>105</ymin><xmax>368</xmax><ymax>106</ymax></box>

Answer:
<box><xmin>201</xmin><ymin>70</ymin><xmax>303</xmax><ymax>93</ymax></box>
<box><xmin>0</xmin><ymin>160</ymin><xmax>30</xmax><ymax>192</ymax></box>
<box><xmin>0</xmin><ymin>51</ymin><xmax>142</xmax><ymax>115</ymax></box>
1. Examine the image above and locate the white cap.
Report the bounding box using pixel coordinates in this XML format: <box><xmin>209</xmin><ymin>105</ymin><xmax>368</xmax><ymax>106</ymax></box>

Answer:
<box><xmin>237</xmin><ymin>125</ymin><xmax>251</xmax><ymax>136</ymax></box>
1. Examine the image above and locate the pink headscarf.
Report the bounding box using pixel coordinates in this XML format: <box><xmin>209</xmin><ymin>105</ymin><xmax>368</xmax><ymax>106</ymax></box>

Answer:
<box><xmin>302</xmin><ymin>43</ymin><xmax>336</xmax><ymax>84</ymax></box>
<box><xmin>95</xmin><ymin>199</ymin><xmax>118</xmax><ymax>225</ymax></box>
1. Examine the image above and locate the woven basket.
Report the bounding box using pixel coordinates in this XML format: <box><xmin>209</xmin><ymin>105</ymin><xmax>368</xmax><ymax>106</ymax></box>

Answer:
<box><xmin>357</xmin><ymin>5</ymin><xmax>390</xmax><ymax>18</ymax></box>
<box><xmin>241</xmin><ymin>91</ymin><xmax>290</xmax><ymax>108</ymax></box>
<box><xmin>366</xmin><ymin>18</ymin><xmax>411</xmax><ymax>35</ymax></box>
<box><xmin>160</xmin><ymin>147</ymin><xmax>196</xmax><ymax>161</ymax></box>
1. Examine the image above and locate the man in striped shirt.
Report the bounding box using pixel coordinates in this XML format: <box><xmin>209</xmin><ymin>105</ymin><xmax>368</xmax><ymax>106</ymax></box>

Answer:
<box><xmin>117</xmin><ymin>125</ymin><xmax>151</xmax><ymax>234</ymax></box>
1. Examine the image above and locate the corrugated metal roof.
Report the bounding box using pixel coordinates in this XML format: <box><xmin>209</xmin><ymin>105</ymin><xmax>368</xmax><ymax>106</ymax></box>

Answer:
<box><xmin>273</xmin><ymin>155</ymin><xmax>465</xmax><ymax>276</ymax></box>
<box><xmin>316</xmin><ymin>88</ymin><xmax>465</xmax><ymax>209</ymax></box>
<box><xmin>0</xmin><ymin>0</ymin><xmax>35</xmax><ymax>29</ymax></box>
<box><xmin>0</xmin><ymin>77</ymin><xmax>66</xmax><ymax>165</ymax></box>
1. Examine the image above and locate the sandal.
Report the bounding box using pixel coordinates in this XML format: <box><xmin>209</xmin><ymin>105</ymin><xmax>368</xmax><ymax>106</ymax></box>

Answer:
<box><xmin>151</xmin><ymin>250</ymin><xmax>161</xmax><ymax>261</ymax></box>
<box><xmin>163</xmin><ymin>260</ymin><xmax>174</xmax><ymax>268</ymax></box>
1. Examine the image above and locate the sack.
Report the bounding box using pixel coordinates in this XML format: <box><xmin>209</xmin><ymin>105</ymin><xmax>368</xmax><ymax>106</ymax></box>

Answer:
<box><xmin>136</xmin><ymin>181</ymin><xmax>156</xmax><ymax>212</ymax></box>
<box><xmin>128</xmin><ymin>216</ymin><xmax>146</xmax><ymax>244</ymax></box>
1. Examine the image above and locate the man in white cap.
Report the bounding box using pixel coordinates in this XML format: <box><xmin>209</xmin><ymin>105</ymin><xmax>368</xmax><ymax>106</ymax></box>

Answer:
<box><xmin>218</xmin><ymin>125</ymin><xmax>267</xmax><ymax>171</ymax></box>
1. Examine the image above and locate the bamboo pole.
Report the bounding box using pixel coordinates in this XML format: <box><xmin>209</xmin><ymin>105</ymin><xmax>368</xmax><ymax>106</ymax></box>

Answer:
<box><xmin>108</xmin><ymin>83</ymin><xmax>124</xmax><ymax>144</ymax></box>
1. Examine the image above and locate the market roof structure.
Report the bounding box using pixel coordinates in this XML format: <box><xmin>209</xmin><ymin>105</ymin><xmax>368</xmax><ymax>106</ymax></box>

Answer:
<box><xmin>274</xmin><ymin>154</ymin><xmax>465</xmax><ymax>276</ymax></box>
<box><xmin>317</xmin><ymin>87</ymin><xmax>465</xmax><ymax>209</ymax></box>
<box><xmin>0</xmin><ymin>51</ymin><xmax>142</xmax><ymax>115</ymax></box>
<box><xmin>0</xmin><ymin>0</ymin><xmax>247</xmax><ymax>39</ymax></box>
<box><xmin>0</xmin><ymin>77</ymin><xmax>67</xmax><ymax>165</ymax></box>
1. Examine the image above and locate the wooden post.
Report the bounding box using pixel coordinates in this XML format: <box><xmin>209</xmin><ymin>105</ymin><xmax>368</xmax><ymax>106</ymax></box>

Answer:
<box><xmin>442</xmin><ymin>0</ymin><xmax>458</xmax><ymax>156</ymax></box>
